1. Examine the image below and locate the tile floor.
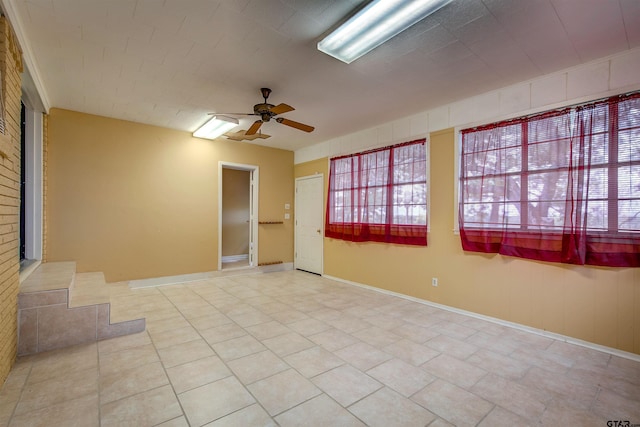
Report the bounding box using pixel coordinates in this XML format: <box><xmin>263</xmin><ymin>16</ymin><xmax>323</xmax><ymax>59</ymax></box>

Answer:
<box><xmin>1</xmin><ymin>270</ymin><xmax>639</xmax><ymax>426</ymax></box>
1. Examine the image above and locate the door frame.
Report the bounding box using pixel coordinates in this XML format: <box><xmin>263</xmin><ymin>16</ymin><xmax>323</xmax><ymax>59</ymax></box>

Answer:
<box><xmin>22</xmin><ymin>104</ymin><xmax>43</xmax><ymax>262</ymax></box>
<box><xmin>218</xmin><ymin>162</ymin><xmax>259</xmax><ymax>270</ymax></box>
<box><xmin>294</xmin><ymin>174</ymin><xmax>324</xmax><ymax>274</ymax></box>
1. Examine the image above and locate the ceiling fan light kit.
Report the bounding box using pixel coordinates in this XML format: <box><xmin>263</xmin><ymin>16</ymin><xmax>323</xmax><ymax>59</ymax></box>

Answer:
<box><xmin>318</xmin><ymin>0</ymin><xmax>453</xmax><ymax>64</ymax></box>
<box><xmin>193</xmin><ymin>115</ymin><xmax>239</xmax><ymax>140</ymax></box>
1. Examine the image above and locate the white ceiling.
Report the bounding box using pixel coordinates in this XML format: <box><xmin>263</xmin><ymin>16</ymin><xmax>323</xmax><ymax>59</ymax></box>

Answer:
<box><xmin>5</xmin><ymin>0</ymin><xmax>640</xmax><ymax>151</ymax></box>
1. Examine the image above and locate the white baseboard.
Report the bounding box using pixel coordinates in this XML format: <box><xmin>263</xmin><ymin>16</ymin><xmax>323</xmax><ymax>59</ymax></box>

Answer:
<box><xmin>221</xmin><ymin>254</ymin><xmax>249</xmax><ymax>263</ymax></box>
<box><xmin>323</xmin><ymin>274</ymin><xmax>640</xmax><ymax>363</ymax></box>
<box><xmin>259</xmin><ymin>262</ymin><xmax>294</xmax><ymax>273</ymax></box>
<box><xmin>129</xmin><ymin>262</ymin><xmax>294</xmax><ymax>289</ymax></box>
<box><xmin>129</xmin><ymin>271</ymin><xmax>214</xmax><ymax>288</ymax></box>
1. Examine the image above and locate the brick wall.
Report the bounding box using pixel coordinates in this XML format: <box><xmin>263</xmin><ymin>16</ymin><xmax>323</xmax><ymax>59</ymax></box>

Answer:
<box><xmin>0</xmin><ymin>16</ymin><xmax>23</xmax><ymax>385</ymax></box>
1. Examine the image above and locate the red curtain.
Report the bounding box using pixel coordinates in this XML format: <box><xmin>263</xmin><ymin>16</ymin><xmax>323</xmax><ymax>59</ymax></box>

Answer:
<box><xmin>459</xmin><ymin>92</ymin><xmax>640</xmax><ymax>267</ymax></box>
<box><xmin>326</xmin><ymin>139</ymin><xmax>427</xmax><ymax>246</ymax></box>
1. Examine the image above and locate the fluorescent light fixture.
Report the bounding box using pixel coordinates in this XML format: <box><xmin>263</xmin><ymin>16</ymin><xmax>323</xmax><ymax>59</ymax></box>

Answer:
<box><xmin>193</xmin><ymin>115</ymin><xmax>239</xmax><ymax>140</ymax></box>
<box><xmin>318</xmin><ymin>0</ymin><xmax>452</xmax><ymax>64</ymax></box>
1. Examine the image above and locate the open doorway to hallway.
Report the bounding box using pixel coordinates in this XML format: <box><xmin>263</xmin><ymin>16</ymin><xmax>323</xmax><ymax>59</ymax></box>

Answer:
<box><xmin>219</xmin><ymin>162</ymin><xmax>259</xmax><ymax>271</ymax></box>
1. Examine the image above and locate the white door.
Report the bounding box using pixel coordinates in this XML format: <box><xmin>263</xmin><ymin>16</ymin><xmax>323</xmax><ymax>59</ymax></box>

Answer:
<box><xmin>295</xmin><ymin>175</ymin><xmax>324</xmax><ymax>274</ymax></box>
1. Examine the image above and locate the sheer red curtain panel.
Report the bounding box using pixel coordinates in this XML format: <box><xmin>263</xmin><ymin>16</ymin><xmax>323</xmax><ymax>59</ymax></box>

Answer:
<box><xmin>326</xmin><ymin>139</ymin><xmax>428</xmax><ymax>246</ymax></box>
<box><xmin>459</xmin><ymin>92</ymin><xmax>640</xmax><ymax>267</ymax></box>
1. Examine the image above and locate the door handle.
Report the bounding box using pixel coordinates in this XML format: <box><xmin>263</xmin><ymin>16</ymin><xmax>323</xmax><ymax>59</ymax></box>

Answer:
<box><xmin>317</xmin><ymin>229</ymin><xmax>321</xmax><ymax>234</ymax></box>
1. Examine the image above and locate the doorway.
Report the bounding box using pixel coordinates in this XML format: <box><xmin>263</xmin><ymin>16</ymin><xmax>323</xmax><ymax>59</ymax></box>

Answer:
<box><xmin>218</xmin><ymin>162</ymin><xmax>259</xmax><ymax>270</ymax></box>
<box><xmin>295</xmin><ymin>174</ymin><xmax>324</xmax><ymax>274</ymax></box>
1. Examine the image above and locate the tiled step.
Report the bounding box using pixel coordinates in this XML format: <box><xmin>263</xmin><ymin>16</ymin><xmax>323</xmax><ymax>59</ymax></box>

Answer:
<box><xmin>69</xmin><ymin>272</ymin><xmax>110</xmax><ymax>307</ymax></box>
<box><xmin>17</xmin><ymin>262</ymin><xmax>145</xmax><ymax>356</ymax></box>
<box><xmin>19</xmin><ymin>261</ymin><xmax>77</xmax><ymax>293</ymax></box>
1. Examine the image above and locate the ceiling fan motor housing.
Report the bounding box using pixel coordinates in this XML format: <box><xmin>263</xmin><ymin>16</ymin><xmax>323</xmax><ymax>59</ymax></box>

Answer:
<box><xmin>255</xmin><ymin>88</ymin><xmax>275</xmax><ymax>121</ymax></box>
<box><xmin>228</xmin><ymin>88</ymin><xmax>314</xmax><ymax>136</ymax></box>
<box><xmin>254</xmin><ymin>103</ymin><xmax>275</xmax><ymax>121</ymax></box>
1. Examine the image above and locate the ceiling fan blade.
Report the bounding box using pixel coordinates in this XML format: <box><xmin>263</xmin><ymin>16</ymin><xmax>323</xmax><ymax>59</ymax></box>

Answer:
<box><xmin>246</xmin><ymin>120</ymin><xmax>263</xmax><ymax>135</ymax></box>
<box><xmin>209</xmin><ymin>112</ymin><xmax>257</xmax><ymax>116</ymax></box>
<box><xmin>275</xmin><ymin>117</ymin><xmax>314</xmax><ymax>133</ymax></box>
<box><xmin>270</xmin><ymin>103</ymin><xmax>295</xmax><ymax>115</ymax></box>
<box><xmin>225</xmin><ymin>129</ymin><xmax>272</xmax><ymax>141</ymax></box>
<box><xmin>224</xmin><ymin>130</ymin><xmax>247</xmax><ymax>141</ymax></box>
<box><xmin>245</xmin><ymin>132</ymin><xmax>271</xmax><ymax>141</ymax></box>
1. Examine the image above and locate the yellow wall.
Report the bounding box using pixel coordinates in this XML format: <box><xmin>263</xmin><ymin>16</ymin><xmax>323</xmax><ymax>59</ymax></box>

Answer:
<box><xmin>221</xmin><ymin>168</ymin><xmax>250</xmax><ymax>257</ymax></box>
<box><xmin>295</xmin><ymin>129</ymin><xmax>640</xmax><ymax>355</ymax></box>
<box><xmin>46</xmin><ymin>109</ymin><xmax>294</xmax><ymax>282</ymax></box>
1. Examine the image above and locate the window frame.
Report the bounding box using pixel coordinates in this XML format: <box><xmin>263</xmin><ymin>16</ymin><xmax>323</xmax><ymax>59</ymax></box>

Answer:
<box><xmin>326</xmin><ymin>138</ymin><xmax>429</xmax><ymax>246</ymax></box>
<box><xmin>457</xmin><ymin>91</ymin><xmax>640</xmax><ymax>267</ymax></box>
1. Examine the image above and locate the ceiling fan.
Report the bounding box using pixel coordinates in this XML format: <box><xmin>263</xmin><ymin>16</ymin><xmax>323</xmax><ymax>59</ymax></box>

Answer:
<box><xmin>215</xmin><ymin>88</ymin><xmax>315</xmax><ymax>137</ymax></box>
<box><xmin>224</xmin><ymin>129</ymin><xmax>271</xmax><ymax>141</ymax></box>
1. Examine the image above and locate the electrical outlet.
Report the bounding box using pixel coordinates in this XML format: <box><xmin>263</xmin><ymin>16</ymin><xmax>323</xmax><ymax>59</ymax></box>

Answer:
<box><xmin>432</xmin><ymin>278</ymin><xmax>438</xmax><ymax>287</ymax></box>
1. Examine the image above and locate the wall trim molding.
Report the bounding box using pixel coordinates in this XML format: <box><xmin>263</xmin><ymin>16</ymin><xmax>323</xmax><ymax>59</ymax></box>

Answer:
<box><xmin>323</xmin><ymin>274</ymin><xmax>640</xmax><ymax>363</ymax></box>
<box><xmin>221</xmin><ymin>254</ymin><xmax>249</xmax><ymax>263</ymax></box>
<box><xmin>0</xmin><ymin>0</ymin><xmax>50</xmax><ymax>111</ymax></box>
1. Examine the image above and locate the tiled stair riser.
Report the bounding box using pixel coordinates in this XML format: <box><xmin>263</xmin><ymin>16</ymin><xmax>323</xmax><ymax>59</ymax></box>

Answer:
<box><xmin>17</xmin><ymin>264</ymin><xmax>145</xmax><ymax>356</ymax></box>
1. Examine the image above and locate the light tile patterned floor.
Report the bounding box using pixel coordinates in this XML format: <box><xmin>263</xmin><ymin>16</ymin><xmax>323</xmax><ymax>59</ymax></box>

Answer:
<box><xmin>1</xmin><ymin>270</ymin><xmax>639</xmax><ymax>426</ymax></box>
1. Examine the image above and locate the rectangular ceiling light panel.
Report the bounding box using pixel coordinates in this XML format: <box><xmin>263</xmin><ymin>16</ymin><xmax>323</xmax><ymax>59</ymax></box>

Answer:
<box><xmin>318</xmin><ymin>0</ymin><xmax>452</xmax><ymax>64</ymax></box>
<box><xmin>193</xmin><ymin>115</ymin><xmax>239</xmax><ymax>140</ymax></box>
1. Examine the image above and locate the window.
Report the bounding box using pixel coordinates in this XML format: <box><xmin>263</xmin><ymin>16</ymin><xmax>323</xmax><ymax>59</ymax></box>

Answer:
<box><xmin>326</xmin><ymin>139</ymin><xmax>427</xmax><ymax>246</ymax></box>
<box><xmin>459</xmin><ymin>92</ymin><xmax>640</xmax><ymax>267</ymax></box>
